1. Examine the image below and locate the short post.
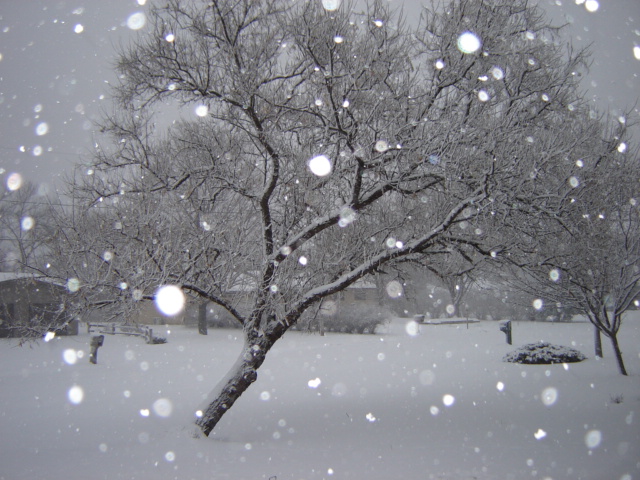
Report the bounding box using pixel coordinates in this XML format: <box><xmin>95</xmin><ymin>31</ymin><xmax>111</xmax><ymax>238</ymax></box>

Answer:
<box><xmin>89</xmin><ymin>335</ymin><xmax>105</xmax><ymax>364</ymax></box>
<box><xmin>499</xmin><ymin>321</ymin><xmax>512</xmax><ymax>345</ymax></box>
<box><xmin>198</xmin><ymin>301</ymin><xmax>208</xmax><ymax>336</ymax></box>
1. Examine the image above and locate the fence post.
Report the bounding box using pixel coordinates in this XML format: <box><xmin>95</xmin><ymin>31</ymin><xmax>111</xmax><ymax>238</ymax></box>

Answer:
<box><xmin>145</xmin><ymin>327</ymin><xmax>153</xmax><ymax>344</ymax></box>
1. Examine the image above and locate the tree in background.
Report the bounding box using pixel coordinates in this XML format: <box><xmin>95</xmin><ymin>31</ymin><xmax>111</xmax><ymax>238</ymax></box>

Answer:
<box><xmin>0</xmin><ymin>182</ymin><xmax>55</xmax><ymax>273</ymax></box>
<box><xmin>420</xmin><ymin>246</ymin><xmax>484</xmax><ymax>318</ymax></box>
<box><xmin>56</xmin><ymin>0</ymin><xmax>619</xmax><ymax>435</ymax></box>
<box><xmin>500</xmin><ymin>111</ymin><xmax>637</xmax><ymax>375</ymax></box>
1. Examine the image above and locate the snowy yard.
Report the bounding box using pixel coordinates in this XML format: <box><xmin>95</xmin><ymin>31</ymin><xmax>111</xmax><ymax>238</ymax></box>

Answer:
<box><xmin>1</xmin><ymin>315</ymin><xmax>638</xmax><ymax>480</ymax></box>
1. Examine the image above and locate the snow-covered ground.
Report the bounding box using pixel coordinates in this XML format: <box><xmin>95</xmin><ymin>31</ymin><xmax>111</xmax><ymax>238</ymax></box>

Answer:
<box><xmin>1</xmin><ymin>314</ymin><xmax>639</xmax><ymax>480</ymax></box>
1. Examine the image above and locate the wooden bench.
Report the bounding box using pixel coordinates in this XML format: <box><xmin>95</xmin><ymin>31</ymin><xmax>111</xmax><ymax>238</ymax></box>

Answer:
<box><xmin>87</xmin><ymin>323</ymin><xmax>154</xmax><ymax>344</ymax></box>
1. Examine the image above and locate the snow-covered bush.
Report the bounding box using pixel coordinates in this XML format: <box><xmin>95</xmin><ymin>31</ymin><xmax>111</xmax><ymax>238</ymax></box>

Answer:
<box><xmin>320</xmin><ymin>304</ymin><xmax>392</xmax><ymax>334</ymax></box>
<box><xmin>503</xmin><ymin>342</ymin><xmax>586</xmax><ymax>365</ymax></box>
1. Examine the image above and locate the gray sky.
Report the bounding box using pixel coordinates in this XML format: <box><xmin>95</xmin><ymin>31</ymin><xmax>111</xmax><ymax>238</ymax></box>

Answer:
<box><xmin>0</xmin><ymin>0</ymin><xmax>638</xmax><ymax>192</ymax></box>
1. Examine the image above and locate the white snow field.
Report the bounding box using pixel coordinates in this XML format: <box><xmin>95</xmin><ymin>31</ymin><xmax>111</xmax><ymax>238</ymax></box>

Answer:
<box><xmin>1</xmin><ymin>314</ymin><xmax>638</xmax><ymax>480</ymax></box>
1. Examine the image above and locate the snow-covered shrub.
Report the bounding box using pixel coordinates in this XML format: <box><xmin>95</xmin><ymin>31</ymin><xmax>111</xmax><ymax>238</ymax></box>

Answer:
<box><xmin>503</xmin><ymin>342</ymin><xmax>586</xmax><ymax>365</ymax></box>
<box><xmin>150</xmin><ymin>336</ymin><xmax>167</xmax><ymax>344</ymax></box>
<box><xmin>319</xmin><ymin>304</ymin><xmax>391</xmax><ymax>334</ymax></box>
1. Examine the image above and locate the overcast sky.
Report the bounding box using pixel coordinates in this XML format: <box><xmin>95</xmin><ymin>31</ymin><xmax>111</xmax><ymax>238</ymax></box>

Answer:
<box><xmin>0</xmin><ymin>0</ymin><xmax>638</xmax><ymax>192</ymax></box>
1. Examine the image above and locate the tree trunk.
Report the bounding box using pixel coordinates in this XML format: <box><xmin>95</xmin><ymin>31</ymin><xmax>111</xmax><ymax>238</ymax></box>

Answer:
<box><xmin>608</xmin><ymin>333</ymin><xmax>628</xmax><ymax>376</ymax></box>
<box><xmin>445</xmin><ymin>279</ymin><xmax>467</xmax><ymax>318</ymax></box>
<box><xmin>198</xmin><ymin>301</ymin><xmax>208</xmax><ymax>336</ymax></box>
<box><xmin>195</xmin><ymin>331</ymin><xmax>274</xmax><ymax>436</ymax></box>
<box><xmin>594</xmin><ymin>325</ymin><xmax>602</xmax><ymax>358</ymax></box>
<box><xmin>455</xmin><ymin>297</ymin><xmax>464</xmax><ymax>319</ymax></box>
<box><xmin>446</xmin><ymin>285</ymin><xmax>458</xmax><ymax>318</ymax></box>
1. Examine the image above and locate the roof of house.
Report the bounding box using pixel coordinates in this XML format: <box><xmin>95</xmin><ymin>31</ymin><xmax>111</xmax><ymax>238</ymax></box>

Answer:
<box><xmin>0</xmin><ymin>272</ymin><xmax>65</xmax><ymax>288</ymax></box>
<box><xmin>226</xmin><ymin>274</ymin><xmax>378</xmax><ymax>292</ymax></box>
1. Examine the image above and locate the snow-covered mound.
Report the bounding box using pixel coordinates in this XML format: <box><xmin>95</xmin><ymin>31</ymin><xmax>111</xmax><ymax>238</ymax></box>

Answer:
<box><xmin>503</xmin><ymin>341</ymin><xmax>587</xmax><ymax>364</ymax></box>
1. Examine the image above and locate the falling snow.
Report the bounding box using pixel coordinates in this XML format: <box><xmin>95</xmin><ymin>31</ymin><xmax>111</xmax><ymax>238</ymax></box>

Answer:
<box><xmin>308</xmin><ymin>155</ymin><xmax>332</xmax><ymax>177</ymax></box>
<box><xmin>126</xmin><ymin>12</ymin><xmax>146</xmax><ymax>30</ymax></box>
<box><xmin>6</xmin><ymin>173</ymin><xmax>23</xmax><ymax>191</ymax></box>
<box><xmin>0</xmin><ymin>1</ymin><xmax>638</xmax><ymax>479</ymax></box>
<box><xmin>195</xmin><ymin>105</ymin><xmax>209</xmax><ymax>117</ymax></box>
<box><xmin>154</xmin><ymin>285</ymin><xmax>186</xmax><ymax>316</ymax></box>
<box><xmin>457</xmin><ymin>31</ymin><xmax>482</xmax><ymax>54</ymax></box>
<box><xmin>322</xmin><ymin>0</ymin><xmax>341</xmax><ymax>11</ymax></box>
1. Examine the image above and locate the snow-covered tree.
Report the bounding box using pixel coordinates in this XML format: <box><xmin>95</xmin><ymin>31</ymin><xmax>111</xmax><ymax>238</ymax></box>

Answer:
<box><xmin>418</xmin><ymin>246</ymin><xmax>484</xmax><ymax>318</ymax></box>
<box><xmin>502</xmin><ymin>114</ymin><xmax>638</xmax><ymax>375</ymax></box>
<box><xmin>64</xmin><ymin>0</ymin><xmax>607</xmax><ymax>434</ymax></box>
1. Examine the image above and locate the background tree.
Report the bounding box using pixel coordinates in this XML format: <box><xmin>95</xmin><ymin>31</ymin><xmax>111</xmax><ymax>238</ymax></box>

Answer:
<box><xmin>502</xmin><ymin>116</ymin><xmax>638</xmax><ymax>375</ymax></box>
<box><xmin>419</xmin><ymin>246</ymin><xmax>484</xmax><ymax>318</ymax></box>
<box><xmin>0</xmin><ymin>182</ymin><xmax>55</xmax><ymax>273</ymax></box>
<box><xmin>63</xmin><ymin>0</ymin><xmax>612</xmax><ymax>435</ymax></box>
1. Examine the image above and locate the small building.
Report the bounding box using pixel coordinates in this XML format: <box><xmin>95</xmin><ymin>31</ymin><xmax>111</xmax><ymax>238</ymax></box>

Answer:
<box><xmin>184</xmin><ymin>276</ymin><xmax>382</xmax><ymax>329</ymax></box>
<box><xmin>336</xmin><ymin>279</ymin><xmax>379</xmax><ymax>306</ymax></box>
<box><xmin>0</xmin><ymin>273</ymin><xmax>78</xmax><ymax>337</ymax></box>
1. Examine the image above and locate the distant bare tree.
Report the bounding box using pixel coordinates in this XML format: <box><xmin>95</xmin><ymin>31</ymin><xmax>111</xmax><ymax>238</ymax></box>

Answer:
<box><xmin>63</xmin><ymin>0</ymin><xmax>612</xmax><ymax>435</ymax></box>
<box><xmin>0</xmin><ymin>182</ymin><xmax>54</xmax><ymax>273</ymax></box>
<box><xmin>420</xmin><ymin>246</ymin><xmax>484</xmax><ymax>318</ymax></box>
